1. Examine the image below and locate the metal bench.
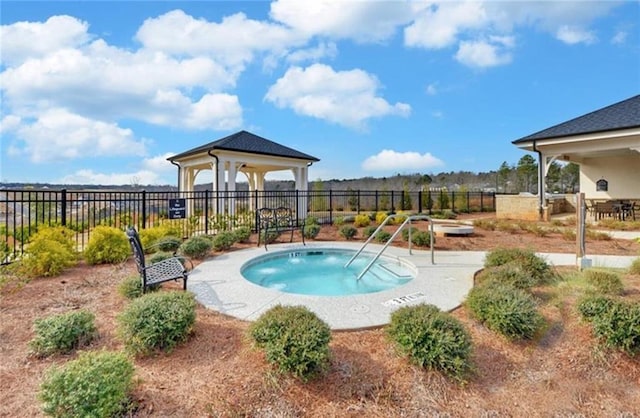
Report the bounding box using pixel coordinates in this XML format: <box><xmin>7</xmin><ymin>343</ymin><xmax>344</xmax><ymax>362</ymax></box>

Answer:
<box><xmin>126</xmin><ymin>226</ymin><xmax>191</xmax><ymax>293</ymax></box>
<box><xmin>256</xmin><ymin>207</ymin><xmax>305</xmax><ymax>250</ymax></box>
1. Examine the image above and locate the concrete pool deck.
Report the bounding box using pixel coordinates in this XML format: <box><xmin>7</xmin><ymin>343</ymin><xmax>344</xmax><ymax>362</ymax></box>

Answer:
<box><xmin>187</xmin><ymin>242</ymin><xmax>638</xmax><ymax>331</ymax></box>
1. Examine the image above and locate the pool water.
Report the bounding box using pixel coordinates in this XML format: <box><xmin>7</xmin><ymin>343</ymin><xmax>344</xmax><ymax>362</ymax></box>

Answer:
<box><xmin>241</xmin><ymin>249</ymin><xmax>415</xmax><ymax>296</ymax></box>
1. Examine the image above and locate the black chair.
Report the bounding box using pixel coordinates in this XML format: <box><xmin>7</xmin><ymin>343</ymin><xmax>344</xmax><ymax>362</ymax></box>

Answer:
<box><xmin>125</xmin><ymin>226</ymin><xmax>191</xmax><ymax>293</ymax></box>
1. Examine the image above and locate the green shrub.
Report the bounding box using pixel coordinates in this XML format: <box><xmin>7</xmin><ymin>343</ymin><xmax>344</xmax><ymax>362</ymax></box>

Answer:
<box><xmin>84</xmin><ymin>226</ymin><xmax>130</xmax><ymax>265</ymax></box>
<box><xmin>117</xmin><ymin>291</ymin><xmax>196</xmax><ymax>357</ymax></box>
<box><xmin>20</xmin><ymin>226</ymin><xmax>78</xmax><ymax>277</ymax></box>
<box><xmin>484</xmin><ymin>247</ymin><xmax>554</xmax><ymax>285</ymax></box>
<box><xmin>179</xmin><ymin>235</ymin><xmax>212</xmax><ymax>259</ymax></box>
<box><xmin>363</xmin><ymin>225</ymin><xmax>377</xmax><ymax>238</ymax></box>
<box><xmin>629</xmin><ymin>258</ymin><xmax>640</xmax><ymax>275</ymax></box>
<box><xmin>354</xmin><ymin>214</ymin><xmax>371</xmax><ymax>227</ymax></box>
<box><xmin>118</xmin><ymin>275</ymin><xmax>156</xmax><ymax>299</ymax></box>
<box><xmin>249</xmin><ymin>305</ymin><xmax>331</xmax><ymax>382</ymax></box>
<box><xmin>584</xmin><ymin>269</ymin><xmax>624</xmax><ymax>295</ymax></box>
<box><xmin>156</xmin><ymin>236</ymin><xmax>182</xmax><ymax>252</ymax></box>
<box><xmin>139</xmin><ymin>224</ymin><xmax>183</xmax><ymax>250</ymax></box>
<box><xmin>333</xmin><ymin>216</ymin><xmax>346</xmax><ymax>227</ymax></box>
<box><xmin>39</xmin><ymin>350</ymin><xmax>135</xmax><ymax>418</ymax></box>
<box><xmin>233</xmin><ymin>226</ymin><xmax>252</xmax><ymax>243</ymax></box>
<box><xmin>401</xmin><ymin>226</ymin><xmax>417</xmax><ymax>242</ymax></box>
<box><xmin>387</xmin><ymin>304</ymin><xmax>472</xmax><ymax>382</ymax></box>
<box><xmin>475</xmin><ymin>264</ymin><xmax>535</xmax><ymax>290</ymax></box>
<box><xmin>305</xmin><ymin>216</ymin><xmax>319</xmax><ymax>226</ymax></box>
<box><xmin>260</xmin><ymin>230</ymin><xmax>279</xmax><ymax>244</ymax></box>
<box><xmin>411</xmin><ymin>230</ymin><xmax>433</xmax><ymax>247</ymax></box>
<box><xmin>339</xmin><ymin>225</ymin><xmax>357</xmax><ymax>240</ymax></box>
<box><xmin>212</xmin><ymin>231</ymin><xmax>236</xmax><ymax>251</ymax></box>
<box><xmin>465</xmin><ymin>282</ymin><xmax>543</xmax><ymax>340</ymax></box>
<box><xmin>375</xmin><ymin>230</ymin><xmax>392</xmax><ymax>243</ymax></box>
<box><xmin>303</xmin><ymin>224</ymin><xmax>321</xmax><ymax>239</ymax></box>
<box><xmin>577</xmin><ymin>294</ymin><xmax>615</xmax><ymax>321</ymax></box>
<box><xmin>29</xmin><ymin>310</ymin><xmax>97</xmax><ymax>357</ymax></box>
<box><xmin>148</xmin><ymin>251</ymin><xmax>175</xmax><ymax>265</ymax></box>
<box><xmin>591</xmin><ymin>300</ymin><xmax>640</xmax><ymax>356</ymax></box>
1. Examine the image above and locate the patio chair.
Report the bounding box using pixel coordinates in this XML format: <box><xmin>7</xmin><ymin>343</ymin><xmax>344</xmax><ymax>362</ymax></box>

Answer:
<box><xmin>126</xmin><ymin>226</ymin><xmax>192</xmax><ymax>293</ymax></box>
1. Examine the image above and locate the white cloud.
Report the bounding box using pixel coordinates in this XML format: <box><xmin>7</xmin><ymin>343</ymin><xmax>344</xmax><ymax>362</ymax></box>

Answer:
<box><xmin>136</xmin><ymin>10</ymin><xmax>302</xmax><ymax>69</ymax></box>
<box><xmin>556</xmin><ymin>25</ymin><xmax>596</xmax><ymax>45</ymax></box>
<box><xmin>0</xmin><ymin>15</ymin><xmax>90</xmax><ymax>66</ymax></box>
<box><xmin>405</xmin><ymin>2</ymin><xmax>488</xmax><ymax>49</ymax></box>
<box><xmin>270</xmin><ymin>0</ymin><xmax>416</xmax><ymax>43</ymax></box>
<box><xmin>611</xmin><ymin>30</ymin><xmax>627</xmax><ymax>45</ymax></box>
<box><xmin>286</xmin><ymin>42</ymin><xmax>338</xmax><ymax>64</ymax></box>
<box><xmin>58</xmin><ymin>169</ymin><xmax>164</xmax><ymax>186</ymax></box>
<box><xmin>455</xmin><ymin>38</ymin><xmax>513</xmax><ymax>68</ymax></box>
<box><xmin>425</xmin><ymin>83</ymin><xmax>438</xmax><ymax>96</ymax></box>
<box><xmin>8</xmin><ymin>108</ymin><xmax>147</xmax><ymax>163</ymax></box>
<box><xmin>141</xmin><ymin>153</ymin><xmax>178</xmax><ymax>173</ymax></box>
<box><xmin>265</xmin><ymin>64</ymin><xmax>410</xmax><ymax>129</ymax></box>
<box><xmin>362</xmin><ymin>149</ymin><xmax>444</xmax><ymax>172</ymax></box>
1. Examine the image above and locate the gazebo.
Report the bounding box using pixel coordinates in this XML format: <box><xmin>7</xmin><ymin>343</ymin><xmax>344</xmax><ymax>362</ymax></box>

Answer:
<box><xmin>167</xmin><ymin>130</ymin><xmax>320</xmax><ymax>216</ymax></box>
<box><xmin>512</xmin><ymin>94</ymin><xmax>640</xmax><ymax>219</ymax></box>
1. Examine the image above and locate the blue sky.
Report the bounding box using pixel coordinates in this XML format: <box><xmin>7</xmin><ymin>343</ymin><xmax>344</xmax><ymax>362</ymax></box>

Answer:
<box><xmin>1</xmin><ymin>1</ymin><xmax>638</xmax><ymax>186</ymax></box>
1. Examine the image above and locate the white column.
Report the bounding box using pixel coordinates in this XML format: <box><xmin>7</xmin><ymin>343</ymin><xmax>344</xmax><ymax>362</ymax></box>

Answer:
<box><xmin>227</xmin><ymin>160</ymin><xmax>237</xmax><ymax>215</ymax></box>
<box><xmin>256</xmin><ymin>172</ymin><xmax>266</xmax><ymax>209</ymax></box>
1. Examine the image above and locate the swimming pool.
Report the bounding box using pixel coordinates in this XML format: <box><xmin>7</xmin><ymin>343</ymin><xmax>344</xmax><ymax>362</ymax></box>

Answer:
<box><xmin>241</xmin><ymin>248</ymin><xmax>415</xmax><ymax>296</ymax></box>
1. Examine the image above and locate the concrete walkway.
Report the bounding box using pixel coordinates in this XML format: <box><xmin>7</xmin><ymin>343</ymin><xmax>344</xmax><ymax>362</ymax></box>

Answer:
<box><xmin>188</xmin><ymin>242</ymin><xmax>638</xmax><ymax>331</ymax></box>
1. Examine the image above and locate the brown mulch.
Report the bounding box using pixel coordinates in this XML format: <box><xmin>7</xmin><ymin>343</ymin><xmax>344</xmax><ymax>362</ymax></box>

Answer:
<box><xmin>1</xmin><ymin>216</ymin><xmax>640</xmax><ymax>417</ymax></box>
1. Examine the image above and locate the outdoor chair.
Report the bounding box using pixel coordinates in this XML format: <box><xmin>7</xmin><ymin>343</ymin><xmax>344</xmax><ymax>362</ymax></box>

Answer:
<box><xmin>257</xmin><ymin>207</ymin><xmax>305</xmax><ymax>250</ymax></box>
<box><xmin>126</xmin><ymin>226</ymin><xmax>192</xmax><ymax>293</ymax></box>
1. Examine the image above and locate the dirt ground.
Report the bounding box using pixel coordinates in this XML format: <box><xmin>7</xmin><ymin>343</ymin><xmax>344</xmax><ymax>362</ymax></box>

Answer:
<box><xmin>1</xmin><ymin>216</ymin><xmax>639</xmax><ymax>417</ymax></box>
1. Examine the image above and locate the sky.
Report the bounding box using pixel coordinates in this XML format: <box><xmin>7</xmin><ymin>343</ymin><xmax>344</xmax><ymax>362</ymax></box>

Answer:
<box><xmin>1</xmin><ymin>1</ymin><xmax>639</xmax><ymax>187</ymax></box>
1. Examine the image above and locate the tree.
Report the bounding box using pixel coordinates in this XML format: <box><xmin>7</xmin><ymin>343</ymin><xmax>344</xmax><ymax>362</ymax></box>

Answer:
<box><xmin>546</xmin><ymin>161</ymin><xmax>562</xmax><ymax>192</ymax></box>
<box><xmin>516</xmin><ymin>155</ymin><xmax>537</xmax><ymax>193</ymax></box>
<box><xmin>497</xmin><ymin>161</ymin><xmax>512</xmax><ymax>193</ymax></box>
<box><xmin>561</xmin><ymin>163</ymin><xmax>580</xmax><ymax>192</ymax></box>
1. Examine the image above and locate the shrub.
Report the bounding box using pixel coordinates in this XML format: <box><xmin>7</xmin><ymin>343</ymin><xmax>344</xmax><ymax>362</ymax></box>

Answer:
<box><xmin>148</xmin><ymin>251</ymin><xmax>175</xmax><ymax>265</ymax></box>
<box><xmin>305</xmin><ymin>216</ymin><xmax>319</xmax><ymax>226</ymax></box>
<box><xmin>212</xmin><ymin>231</ymin><xmax>236</xmax><ymax>251</ymax></box>
<box><xmin>260</xmin><ymin>230</ymin><xmax>279</xmax><ymax>244</ymax></box>
<box><xmin>591</xmin><ymin>300</ymin><xmax>640</xmax><ymax>356</ymax></box>
<box><xmin>39</xmin><ymin>350</ymin><xmax>135</xmax><ymax>418</ymax></box>
<box><xmin>387</xmin><ymin>304</ymin><xmax>472</xmax><ymax>382</ymax></box>
<box><xmin>29</xmin><ymin>310</ymin><xmax>97</xmax><ymax>357</ymax></box>
<box><xmin>139</xmin><ymin>226</ymin><xmax>175</xmax><ymax>250</ymax></box>
<box><xmin>375</xmin><ymin>230</ymin><xmax>392</xmax><ymax>243</ymax></box>
<box><xmin>363</xmin><ymin>225</ymin><xmax>377</xmax><ymax>238</ymax></box>
<box><xmin>411</xmin><ymin>230</ymin><xmax>433</xmax><ymax>247</ymax></box>
<box><xmin>249</xmin><ymin>305</ymin><xmax>331</xmax><ymax>382</ymax></box>
<box><xmin>179</xmin><ymin>235</ymin><xmax>212</xmax><ymax>259</ymax></box>
<box><xmin>375</xmin><ymin>211</ymin><xmax>389</xmax><ymax>225</ymax></box>
<box><xmin>475</xmin><ymin>264</ymin><xmax>535</xmax><ymax>290</ymax></box>
<box><xmin>629</xmin><ymin>258</ymin><xmax>640</xmax><ymax>275</ymax></box>
<box><xmin>156</xmin><ymin>236</ymin><xmax>182</xmax><ymax>252</ymax></box>
<box><xmin>84</xmin><ymin>226</ymin><xmax>130</xmax><ymax>265</ymax></box>
<box><xmin>117</xmin><ymin>291</ymin><xmax>196</xmax><ymax>357</ymax></box>
<box><xmin>401</xmin><ymin>226</ymin><xmax>417</xmax><ymax>242</ymax></box>
<box><xmin>20</xmin><ymin>226</ymin><xmax>78</xmax><ymax>277</ymax></box>
<box><xmin>577</xmin><ymin>295</ymin><xmax>615</xmax><ymax>321</ymax></box>
<box><xmin>118</xmin><ymin>275</ymin><xmax>161</xmax><ymax>299</ymax></box>
<box><xmin>354</xmin><ymin>214</ymin><xmax>371</xmax><ymax>227</ymax></box>
<box><xmin>303</xmin><ymin>224</ymin><xmax>321</xmax><ymax>239</ymax></box>
<box><xmin>233</xmin><ymin>226</ymin><xmax>252</xmax><ymax>243</ymax></box>
<box><xmin>484</xmin><ymin>247</ymin><xmax>554</xmax><ymax>285</ymax></box>
<box><xmin>586</xmin><ymin>230</ymin><xmax>612</xmax><ymax>241</ymax></box>
<box><xmin>339</xmin><ymin>225</ymin><xmax>357</xmax><ymax>240</ymax></box>
<box><xmin>584</xmin><ymin>269</ymin><xmax>624</xmax><ymax>295</ymax></box>
<box><xmin>465</xmin><ymin>282</ymin><xmax>543</xmax><ymax>340</ymax></box>
<box><xmin>332</xmin><ymin>216</ymin><xmax>346</xmax><ymax>227</ymax></box>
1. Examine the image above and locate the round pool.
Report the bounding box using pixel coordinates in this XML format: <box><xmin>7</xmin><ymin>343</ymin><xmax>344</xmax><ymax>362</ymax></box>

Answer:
<box><xmin>241</xmin><ymin>248</ymin><xmax>415</xmax><ymax>296</ymax></box>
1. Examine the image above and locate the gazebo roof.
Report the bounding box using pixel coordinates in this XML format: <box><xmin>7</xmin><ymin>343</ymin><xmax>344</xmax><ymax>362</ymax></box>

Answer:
<box><xmin>168</xmin><ymin>130</ymin><xmax>320</xmax><ymax>162</ymax></box>
<box><xmin>513</xmin><ymin>94</ymin><xmax>640</xmax><ymax>144</ymax></box>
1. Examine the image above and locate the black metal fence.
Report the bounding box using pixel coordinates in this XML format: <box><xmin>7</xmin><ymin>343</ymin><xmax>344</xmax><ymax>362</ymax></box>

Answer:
<box><xmin>1</xmin><ymin>188</ymin><xmax>495</xmax><ymax>260</ymax></box>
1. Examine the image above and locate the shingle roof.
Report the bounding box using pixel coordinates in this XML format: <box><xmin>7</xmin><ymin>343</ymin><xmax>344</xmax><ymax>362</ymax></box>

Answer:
<box><xmin>513</xmin><ymin>94</ymin><xmax>640</xmax><ymax>144</ymax></box>
<box><xmin>168</xmin><ymin>130</ymin><xmax>320</xmax><ymax>162</ymax></box>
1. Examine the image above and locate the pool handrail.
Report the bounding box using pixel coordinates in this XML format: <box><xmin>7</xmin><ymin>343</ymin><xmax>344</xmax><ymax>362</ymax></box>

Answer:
<box><xmin>344</xmin><ymin>214</ymin><xmax>434</xmax><ymax>281</ymax></box>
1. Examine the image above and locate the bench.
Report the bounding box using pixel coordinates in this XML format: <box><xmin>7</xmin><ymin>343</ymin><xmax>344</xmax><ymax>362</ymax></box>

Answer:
<box><xmin>126</xmin><ymin>226</ymin><xmax>192</xmax><ymax>293</ymax></box>
<box><xmin>257</xmin><ymin>207</ymin><xmax>305</xmax><ymax>250</ymax></box>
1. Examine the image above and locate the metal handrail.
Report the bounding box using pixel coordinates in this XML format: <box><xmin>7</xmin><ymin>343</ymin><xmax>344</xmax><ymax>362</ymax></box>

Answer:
<box><xmin>344</xmin><ymin>214</ymin><xmax>434</xmax><ymax>281</ymax></box>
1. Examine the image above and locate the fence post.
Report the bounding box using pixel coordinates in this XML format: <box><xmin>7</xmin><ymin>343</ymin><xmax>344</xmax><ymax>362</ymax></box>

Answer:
<box><xmin>204</xmin><ymin>190</ymin><xmax>209</xmax><ymax>235</ymax></box>
<box><xmin>329</xmin><ymin>189</ymin><xmax>333</xmax><ymax>225</ymax></box>
<box><xmin>60</xmin><ymin>189</ymin><xmax>67</xmax><ymax>226</ymax></box>
<box><xmin>451</xmin><ymin>191</ymin><xmax>455</xmax><ymax>212</ymax></box>
<box><xmin>357</xmin><ymin>190</ymin><xmax>361</xmax><ymax>214</ymax></box>
<box><xmin>141</xmin><ymin>190</ymin><xmax>147</xmax><ymax>229</ymax></box>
